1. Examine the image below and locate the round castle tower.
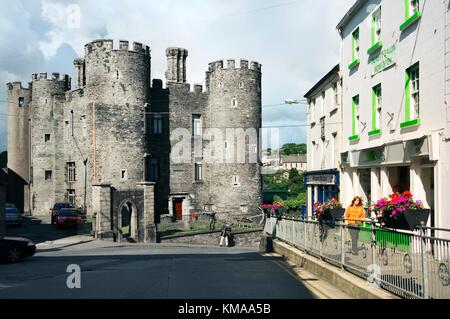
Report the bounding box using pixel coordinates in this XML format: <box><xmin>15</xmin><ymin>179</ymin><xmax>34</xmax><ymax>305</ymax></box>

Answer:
<box><xmin>30</xmin><ymin>73</ymin><xmax>71</xmax><ymax>214</ymax></box>
<box><xmin>205</xmin><ymin>59</ymin><xmax>262</xmax><ymax>217</ymax></box>
<box><xmin>83</xmin><ymin>39</ymin><xmax>151</xmax><ymax>188</ymax></box>
<box><xmin>7</xmin><ymin>81</ymin><xmax>32</xmax><ymax>214</ymax></box>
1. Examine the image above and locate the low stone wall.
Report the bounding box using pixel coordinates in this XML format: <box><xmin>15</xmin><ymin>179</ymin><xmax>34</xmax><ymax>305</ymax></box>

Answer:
<box><xmin>160</xmin><ymin>229</ymin><xmax>263</xmax><ymax>248</ymax></box>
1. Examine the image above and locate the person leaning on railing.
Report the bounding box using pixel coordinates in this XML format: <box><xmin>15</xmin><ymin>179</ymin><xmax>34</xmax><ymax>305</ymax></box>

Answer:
<box><xmin>344</xmin><ymin>196</ymin><xmax>366</xmax><ymax>256</ymax></box>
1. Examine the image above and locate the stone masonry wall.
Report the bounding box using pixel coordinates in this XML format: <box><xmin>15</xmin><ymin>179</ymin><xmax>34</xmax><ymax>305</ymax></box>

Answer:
<box><xmin>160</xmin><ymin>229</ymin><xmax>263</xmax><ymax>248</ymax></box>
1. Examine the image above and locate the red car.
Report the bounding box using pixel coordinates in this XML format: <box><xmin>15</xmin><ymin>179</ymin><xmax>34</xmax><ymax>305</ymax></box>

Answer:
<box><xmin>50</xmin><ymin>202</ymin><xmax>74</xmax><ymax>225</ymax></box>
<box><xmin>55</xmin><ymin>208</ymin><xmax>84</xmax><ymax>229</ymax></box>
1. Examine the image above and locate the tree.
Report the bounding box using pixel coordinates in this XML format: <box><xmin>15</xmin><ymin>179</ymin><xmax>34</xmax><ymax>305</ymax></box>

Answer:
<box><xmin>0</xmin><ymin>151</ymin><xmax>6</xmax><ymax>169</ymax></box>
<box><xmin>280</xmin><ymin>143</ymin><xmax>307</xmax><ymax>156</ymax></box>
<box><xmin>288</xmin><ymin>168</ymin><xmax>299</xmax><ymax>180</ymax></box>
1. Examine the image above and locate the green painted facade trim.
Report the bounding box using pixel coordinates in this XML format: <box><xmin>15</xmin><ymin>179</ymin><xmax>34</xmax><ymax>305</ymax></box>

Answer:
<box><xmin>405</xmin><ymin>70</ymin><xmax>411</xmax><ymax>121</ymax></box>
<box><xmin>401</xmin><ymin>118</ymin><xmax>421</xmax><ymax>128</ymax></box>
<box><xmin>400</xmin><ymin>11</ymin><xmax>421</xmax><ymax>31</ymax></box>
<box><xmin>352</xmin><ymin>95</ymin><xmax>359</xmax><ymax>138</ymax></box>
<box><xmin>348</xmin><ymin>59</ymin><xmax>360</xmax><ymax>70</ymax></box>
<box><xmin>348</xmin><ymin>134</ymin><xmax>360</xmax><ymax>141</ymax></box>
<box><xmin>368</xmin><ymin>129</ymin><xmax>382</xmax><ymax>136</ymax></box>
<box><xmin>367</xmin><ymin>41</ymin><xmax>383</xmax><ymax>55</ymax></box>
<box><xmin>404</xmin><ymin>0</ymin><xmax>410</xmax><ymax>21</ymax></box>
<box><xmin>372</xmin><ymin>86</ymin><xmax>376</xmax><ymax>130</ymax></box>
<box><xmin>371</xmin><ymin>14</ymin><xmax>375</xmax><ymax>45</ymax></box>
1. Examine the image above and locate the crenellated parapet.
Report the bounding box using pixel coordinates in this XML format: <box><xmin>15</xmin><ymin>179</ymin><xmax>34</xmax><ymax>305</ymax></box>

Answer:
<box><xmin>207</xmin><ymin>59</ymin><xmax>262</xmax><ymax>73</ymax></box>
<box><xmin>7</xmin><ymin>82</ymin><xmax>31</xmax><ymax>91</ymax></box>
<box><xmin>84</xmin><ymin>39</ymin><xmax>150</xmax><ymax>56</ymax></box>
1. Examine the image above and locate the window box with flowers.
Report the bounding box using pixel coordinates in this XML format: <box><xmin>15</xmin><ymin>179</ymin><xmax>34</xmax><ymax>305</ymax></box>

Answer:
<box><xmin>369</xmin><ymin>191</ymin><xmax>430</xmax><ymax>231</ymax></box>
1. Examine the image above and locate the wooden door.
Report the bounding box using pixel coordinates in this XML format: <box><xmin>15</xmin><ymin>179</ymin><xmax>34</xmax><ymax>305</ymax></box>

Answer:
<box><xmin>174</xmin><ymin>199</ymin><xmax>183</xmax><ymax>220</ymax></box>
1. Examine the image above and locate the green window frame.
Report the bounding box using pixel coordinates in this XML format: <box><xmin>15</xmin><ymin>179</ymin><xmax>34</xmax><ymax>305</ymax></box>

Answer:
<box><xmin>349</xmin><ymin>28</ymin><xmax>360</xmax><ymax>70</ymax></box>
<box><xmin>401</xmin><ymin>63</ymin><xmax>421</xmax><ymax>128</ymax></box>
<box><xmin>400</xmin><ymin>0</ymin><xmax>421</xmax><ymax>31</ymax></box>
<box><xmin>368</xmin><ymin>7</ymin><xmax>382</xmax><ymax>55</ymax></box>
<box><xmin>349</xmin><ymin>95</ymin><xmax>360</xmax><ymax>141</ymax></box>
<box><xmin>369</xmin><ymin>85</ymin><xmax>382</xmax><ymax>136</ymax></box>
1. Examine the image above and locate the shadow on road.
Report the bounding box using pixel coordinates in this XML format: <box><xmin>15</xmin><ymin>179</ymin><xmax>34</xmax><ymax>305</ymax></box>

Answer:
<box><xmin>5</xmin><ymin>216</ymin><xmax>91</xmax><ymax>244</ymax></box>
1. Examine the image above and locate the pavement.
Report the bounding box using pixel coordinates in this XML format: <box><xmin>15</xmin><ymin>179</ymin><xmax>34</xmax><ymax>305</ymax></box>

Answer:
<box><xmin>0</xmin><ymin>216</ymin><xmax>351</xmax><ymax>299</ymax></box>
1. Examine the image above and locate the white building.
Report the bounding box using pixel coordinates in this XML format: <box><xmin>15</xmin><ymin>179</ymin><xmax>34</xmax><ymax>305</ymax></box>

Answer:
<box><xmin>279</xmin><ymin>155</ymin><xmax>307</xmax><ymax>172</ymax></box>
<box><xmin>337</xmin><ymin>0</ymin><xmax>450</xmax><ymax>229</ymax></box>
<box><xmin>304</xmin><ymin>64</ymin><xmax>342</xmax><ymax>217</ymax></box>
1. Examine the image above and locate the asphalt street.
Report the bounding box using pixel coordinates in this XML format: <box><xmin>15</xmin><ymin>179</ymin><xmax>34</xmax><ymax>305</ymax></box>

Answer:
<box><xmin>0</xmin><ymin>217</ymin><xmax>317</xmax><ymax>299</ymax></box>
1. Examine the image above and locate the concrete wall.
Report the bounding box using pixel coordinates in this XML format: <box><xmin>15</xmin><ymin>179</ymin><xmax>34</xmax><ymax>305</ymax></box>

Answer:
<box><xmin>307</xmin><ymin>71</ymin><xmax>341</xmax><ymax>172</ymax></box>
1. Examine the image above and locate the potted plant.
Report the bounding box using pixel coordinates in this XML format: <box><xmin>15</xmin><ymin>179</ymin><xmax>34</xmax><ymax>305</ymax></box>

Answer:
<box><xmin>369</xmin><ymin>191</ymin><xmax>430</xmax><ymax>231</ymax></box>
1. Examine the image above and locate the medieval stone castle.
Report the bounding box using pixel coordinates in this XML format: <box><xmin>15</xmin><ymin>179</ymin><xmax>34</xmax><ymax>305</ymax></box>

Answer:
<box><xmin>7</xmin><ymin>39</ymin><xmax>262</xmax><ymax>236</ymax></box>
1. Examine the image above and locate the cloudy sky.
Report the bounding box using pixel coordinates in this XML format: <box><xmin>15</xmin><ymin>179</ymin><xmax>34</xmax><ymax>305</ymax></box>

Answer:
<box><xmin>0</xmin><ymin>0</ymin><xmax>355</xmax><ymax>152</ymax></box>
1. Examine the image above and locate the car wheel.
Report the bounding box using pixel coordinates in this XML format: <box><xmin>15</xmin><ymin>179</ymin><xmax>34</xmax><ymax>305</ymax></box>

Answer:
<box><xmin>6</xmin><ymin>247</ymin><xmax>22</xmax><ymax>263</ymax></box>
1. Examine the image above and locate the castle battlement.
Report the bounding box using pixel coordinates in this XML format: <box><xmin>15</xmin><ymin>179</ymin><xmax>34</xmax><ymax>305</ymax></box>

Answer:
<box><xmin>31</xmin><ymin>72</ymin><xmax>70</xmax><ymax>82</ymax></box>
<box><xmin>208</xmin><ymin>59</ymin><xmax>262</xmax><ymax>72</ymax></box>
<box><xmin>7</xmin><ymin>82</ymin><xmax>30</xmax><ymax>91</ymax></box>
<box><xmin>84</xmin><ymin>39</ymin><xmax>150</xmax><ymax>56</ymax></box>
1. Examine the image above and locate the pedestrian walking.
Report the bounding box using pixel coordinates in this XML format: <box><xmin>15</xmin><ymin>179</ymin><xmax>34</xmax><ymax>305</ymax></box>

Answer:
<box><xmin>219</xmin><ymin>223</ymin><xmax>233</xmax><ymax>247</ymax></box>
<box><xmin>344</xmin><ymin>196</ymin><xmax>366</xmax><ymax>255</ymax></box>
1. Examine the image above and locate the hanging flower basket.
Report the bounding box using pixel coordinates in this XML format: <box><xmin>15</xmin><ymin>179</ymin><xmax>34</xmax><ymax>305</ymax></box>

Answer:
<box><xmin>369</xmin><ymin>191</ymin><xmax>430</xmax><ymax>231</ymax></box>
<box><xmin>315</xmin><ymin>199</ymin><xmax>344</xmax><ymax>222</ymax></box>
<box><xmin>327</xmin><ymin>207</ymin><xmax>346</xmax><ymax>221</ymax></box>
<box><xmin>383</xmin><ymin>209</ymin><xmax>431</xmax><ymax>231</ymax></box>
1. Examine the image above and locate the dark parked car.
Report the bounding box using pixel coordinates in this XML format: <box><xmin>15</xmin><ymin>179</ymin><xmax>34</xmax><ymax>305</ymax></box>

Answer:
<box><xmin>0</xmin><ymin>236</ymin><xmax>36</xmax><ymax>263</ymax></box>
<box><xmin>50</xmin><ymin>202</ymin><xmax>73</xmax><ymax>224</ymax></box>
<box><xmin>5</xmin><ymin>203</ymin><xmax>22</xmax><ymax>227</ymax></box>
<box><xmin>56</xmin><ymin>208</ymin><xmax>84</xmax><ymax>229</ymax></box>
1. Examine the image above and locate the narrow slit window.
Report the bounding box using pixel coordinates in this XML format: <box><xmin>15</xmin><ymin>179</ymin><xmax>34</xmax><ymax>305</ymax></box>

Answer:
<box><xmin>231</xmin><ymin>98</ymin><xmax>238</xmax><ymax>108</ymax></box>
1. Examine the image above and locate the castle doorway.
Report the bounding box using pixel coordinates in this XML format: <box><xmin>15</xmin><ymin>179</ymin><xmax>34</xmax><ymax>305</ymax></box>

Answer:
<box><xmin>118</xmin><ymin>200</ymin><xmax>138</xmax><ymax>241</ymax></box>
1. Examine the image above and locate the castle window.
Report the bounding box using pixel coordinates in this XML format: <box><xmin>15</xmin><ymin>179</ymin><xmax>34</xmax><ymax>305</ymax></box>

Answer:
<box><xmin>45</xmin><ymin>170</ymin><xmax>52</xmax><ymax>181</ymax></box>
<box><xmin>66</xmin><ymin>162</ymin><xmax>76</xmax><ymax>182</ymax></box>
<box><xmin>18</xmin><ymin>97</ymin><xmax>24</xmax><ymax>107</ymax></box>
<box><xmin>192</xmin><ymin>114</ymin><xmax>202</xmax><ymax>136</ymax></box>
<box><xmin>152</xmin><ymin>114</ymin><xmax>163</xmax><ymax>135</ymax></box>
<box><xmin>239</xmin><ymin>82</ymin><xmax>244</xmax><ymax>89</ymax></box>
<box><xmin>217</xmin><ymin>82</ymin><xmax>224</xmax><ymax>89</ymax></box>
<box><xmin>45</xmin><ymin>134</ymin><xmax>51</xmax><ymax>142</ymax></box>
<box><xmin>195</xmin><ymin>162</ymin><xmax>203</xmax><ymax>181</ymax></box>
<box><xmin>120</xmin><ymin>169</ymin><xmax>128</xmax><ymax>181</ymax></box>
<box><xmin>231</xmin><ymin>98</ymin><xmax>238</xmax><ymax>108</ymax></box>
<box><xmin>232</xmin><ymin>175</ymin><xmax>240</xmax><ymax>187</ymax></box>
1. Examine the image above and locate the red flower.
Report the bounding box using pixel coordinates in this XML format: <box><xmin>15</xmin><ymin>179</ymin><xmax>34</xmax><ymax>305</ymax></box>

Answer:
<box><xmin>402</xmin><ymin>190</ymin><xmax>412</xmax><ymax>198</ymax></box>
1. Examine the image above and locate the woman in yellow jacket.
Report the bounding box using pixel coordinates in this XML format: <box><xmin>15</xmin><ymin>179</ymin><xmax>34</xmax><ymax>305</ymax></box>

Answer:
<box><xmin>345</xmin><ymin>196</ymin><xmax>366</xmax><ymax>255</ymax></box>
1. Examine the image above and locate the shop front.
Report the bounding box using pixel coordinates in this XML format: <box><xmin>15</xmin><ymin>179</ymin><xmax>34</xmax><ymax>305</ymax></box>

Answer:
<box><xmin>341</xmin><ymin>136</ymin><xmax>437</xmax><ymax>225</ymax></box>
<box><xmin>304</xmin><ymin>169</ymin><xmax>340</xmax><ymax>217</ymax></box>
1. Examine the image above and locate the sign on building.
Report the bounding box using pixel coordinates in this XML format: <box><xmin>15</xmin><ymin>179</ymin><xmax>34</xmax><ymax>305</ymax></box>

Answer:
<box><xmin>371</xmin><ymin>44</ymin><xmax>396</xmax><ymax>76</ymax></box>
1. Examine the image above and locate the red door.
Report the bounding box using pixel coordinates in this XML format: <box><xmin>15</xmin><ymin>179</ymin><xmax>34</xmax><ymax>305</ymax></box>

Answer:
<box><xmin>174</xmin><ymin>199</ymin><xmax>183</xmax><ymax>220</ymax></box>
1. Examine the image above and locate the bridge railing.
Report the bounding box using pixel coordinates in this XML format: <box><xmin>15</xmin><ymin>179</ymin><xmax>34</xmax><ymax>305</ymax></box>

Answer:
<box><xmin>264</xmin><ymin>216</ymin><xmax>450</xmax><ymax>299</ymax></box>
